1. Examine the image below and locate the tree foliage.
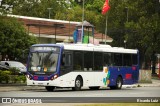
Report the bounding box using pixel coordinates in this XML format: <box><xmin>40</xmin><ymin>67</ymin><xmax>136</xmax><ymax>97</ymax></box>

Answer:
<box><xmin>121</xmin><ymin>0</ymin><xmax>160</xmax><ymax>67</ymax></box>
<box><xmin>0</xmin><ymin>0</ymin><xmax>160</xmax><ymax>67</ymax></box>
<box><xmin>0</xmin><ymin>16</ymin><xmax>37</xmax><ymax>61</ymax></box>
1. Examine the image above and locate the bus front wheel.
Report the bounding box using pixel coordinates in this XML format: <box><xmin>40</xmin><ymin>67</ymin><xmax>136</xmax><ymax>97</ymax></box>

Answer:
<box><xmin>45</xmin><ymin>86</ymin><xmax>55</xmax><ymax>91</ymax></box>
<box><xmin>72</xmin><ymin>76</ymin><xmax>82</xmax><ymax>91</ymax></box>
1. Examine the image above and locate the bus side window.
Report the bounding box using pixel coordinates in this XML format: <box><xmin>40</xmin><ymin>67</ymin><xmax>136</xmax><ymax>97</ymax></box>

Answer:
<box><xmin>103</xmin><ymin>53</ymin><xmax>112</xmax><ymax>66</ymax></box>
<box><xmin>114</xmin><ymin>53</ymin><xmax>122</xmax><ymax>66</ymax></box>
<box><xmin>132</xmin><ymin>54</ymin><xmax>138</xmax><ymax>65</ymax></box>
<box><xmin>61</xmin><ymin>54</ymin><xmax>65</xmax><ymax>66</ymax></box>
<box><xmin>61</xmin><ymin>52</ymin><xmax>72</xmax><ymax>67</ymax></box>
<box><xmin>94</xmin><ymin>52</ymin><xmax>103</xmax><ymax>71</ymax></box>
<box><xmin>73</xmin><ymin>51</ymin><xmax>83</xmax><ymax>70</ymax></box>
<box><xmin>84</xmin><ymin>51</ymin><xmax>93</xmax><ymax>71</ymax></box>
<box><xmin>65</xmin><ymin>53</ymin><xmax>72</xmax><ymax>66</ymax></box>
<box><xmin>123</xmin><ymin>54</ymin><xmax>132</xmax><ymax>66</ymax></box>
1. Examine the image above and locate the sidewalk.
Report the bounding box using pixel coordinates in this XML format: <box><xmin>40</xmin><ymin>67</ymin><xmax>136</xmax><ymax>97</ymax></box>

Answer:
<box><xmin>0</xmin><ymin>85</ymin><xmax>45</xmax><ymax>92</ymax></box>
<box><xmin>0</xmin><ymin>79</ymin><xmax>160</xmax><ymax>92</ymax></box>
<box><xmin>137</xmin><ymin>79</ymin><xmax>160</xmax><ymax>87</ymax></box>
<box><xmin>123</xmin><ymin>79</ymin><xmax>160</xmax><ymax>88</ymax></box>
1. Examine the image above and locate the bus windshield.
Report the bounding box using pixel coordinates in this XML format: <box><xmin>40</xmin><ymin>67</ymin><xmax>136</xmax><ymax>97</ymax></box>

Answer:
<box><xmin>28</xmin><ymin>52</ymin><xmax>59</xmax><ymax>75</ymax></box>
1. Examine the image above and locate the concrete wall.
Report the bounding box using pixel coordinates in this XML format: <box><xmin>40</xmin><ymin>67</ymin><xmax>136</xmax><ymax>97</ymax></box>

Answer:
<box><xmin>139</xmin><ymin>70</ymin><xmax>152</xmax><ymax>83</ymax></box>
<box><xmin>39</xmin><ymin>37</ymin><xmax>55</xmax><ymax>44</ymax></box>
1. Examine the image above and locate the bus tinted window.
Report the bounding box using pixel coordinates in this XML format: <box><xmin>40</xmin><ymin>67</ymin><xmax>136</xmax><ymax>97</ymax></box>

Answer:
<box><xmin>132</xmin><ymin>54</ymin><xmax>138</xmax><ymax>65</ymax></box>
<box><xmin>94</xmin><ymin>52</ymin><xmax>103</xmax><ymax>71</ymax></box>
<box><xmin>84</xmin><ymin>52</ymin><xmax>93</xmax><ymax>71</ymax></box>
<box><xmin>123</xmin><ymin>54</ymin><xmax>132</xmax><ymax>66</ymax></box>
<box><xmin>65</xmin><ymin>53</ymin><xmax>72</xmax><ymax>66</ymax></box>
<box><xmin>104</xmin><ymin>53</ymin><xmax>112</xmax><ymax>66</ymax></box>
<box><xmin>114</xmin><ymin>53</ymin><xmax>123</xmax><ymax>66</ymax></box>
<box><xmin>73</xmin><ymin>51</ymin><xmax>83</xmax><ymax>70</ymax></box>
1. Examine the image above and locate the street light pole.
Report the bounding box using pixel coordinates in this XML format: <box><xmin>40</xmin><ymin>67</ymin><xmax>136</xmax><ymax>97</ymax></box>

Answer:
<box><xmin>124</xmin><ymin>40</ymin><xmax>127</xmax><ymax>48</ymax></box>
<box><xmin>68</xmin><ymin>4</ymin><xmax>71</xmax><ymax>40</ymax></box>
<box><xmin>76</xmin><ymin>0</ymin><xmax>85</xmax><ymax>43</ymax></box>
<box><xmin>55</xmin><ymin>25</ymin><xmax>57</xmax><ymax>44</ymax></box>
<box><xmin>81</xmin><ymin>0</ymin><xmax>85</xmax><ymax>43</ymax></box>
<box><xmin>124</xmin><ymin>7</ymin><xmax>129</xmax><ymax>23</ymax></box>
<box><xmin>47</xmin><ymin>8</ymin><xmax>52</xmax><ymax>19</ymax></box>
<box><xmin>53</xmin><ymin>24</ymin><xmax>65</xmax><ymax>44</ymax></box>
<box><xmin>124</xmin><ymin>6</ymin><xmax>128</xmax><ymax>48</ymax></box>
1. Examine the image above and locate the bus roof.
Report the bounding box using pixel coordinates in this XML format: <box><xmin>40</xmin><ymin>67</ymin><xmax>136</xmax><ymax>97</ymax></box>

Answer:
<box><xmin>32</xmin><ymin>43</ymin><xmax>138</xmax><ymax>54</ymax></box>
<box><xmin>58</xmin><ymin>43</ymin><xmax>138</xmax><ymax>54</ymax></box>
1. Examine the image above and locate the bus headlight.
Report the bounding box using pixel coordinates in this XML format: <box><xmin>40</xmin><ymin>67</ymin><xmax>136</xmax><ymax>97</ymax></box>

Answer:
<box><xmin>26</xmin><ymin>74</ymin><xmax>33</xmax><ymax>80</ymax></box>
<box><xmin>51</xmin><ymin>74</ymin><xmax>58</xmax><ymax>80</ymax></box>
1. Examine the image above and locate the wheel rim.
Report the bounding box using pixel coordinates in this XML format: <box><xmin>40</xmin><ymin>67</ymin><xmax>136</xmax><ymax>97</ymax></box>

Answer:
<box><xmin>76</xmin><ymin>80</ymin><xmax>81</xmax><ymax>87</ymax></box>
<box><xmin>117</xmin><ymin>79</ymin><xmax>122</xmax><ymax>88</ymax></box>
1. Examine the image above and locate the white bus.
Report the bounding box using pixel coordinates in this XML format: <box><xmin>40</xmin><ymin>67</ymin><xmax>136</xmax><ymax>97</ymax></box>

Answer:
<box><xmin>26</xmin><ymin>43</ymin><xmax>139</xmax><ymax>91</ymax></box>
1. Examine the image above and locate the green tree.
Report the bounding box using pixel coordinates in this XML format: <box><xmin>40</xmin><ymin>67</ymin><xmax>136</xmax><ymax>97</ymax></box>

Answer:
<box><xmin>89</xmin><ymin>0</ymin><xmax>160</xmax><ymax>69</ymax></box>
<box><xmin>0</xmin><ymin>15</ymin><xmax>37</xmax><ymax>61</ymax></box>
<box><xmin>123</xmin><ymin>0</ymin><xmax>160</xmax><ymax>69</ymax></box>
<box><xmin>0</xmin><ymin>0</ymin><xmax>62</xmax><ymax>18</ymax></box>
<box><xmin>1</xmin><ymin>0</ymin><xmax>160</xmax><ymax>69</ymax></box>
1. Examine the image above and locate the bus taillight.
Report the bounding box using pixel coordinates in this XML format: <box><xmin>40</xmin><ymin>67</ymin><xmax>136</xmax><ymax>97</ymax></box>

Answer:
<box><xmin>132</xmin><ymin>66</ymin><xmax>136</xmax><ymax>71</ymax></box>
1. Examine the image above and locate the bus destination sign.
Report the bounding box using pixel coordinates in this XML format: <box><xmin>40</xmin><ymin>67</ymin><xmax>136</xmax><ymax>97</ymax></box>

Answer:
<box><xmin>31</xmin><ymin>47</ymin><xmax>60</xmax><ymax>52</ymax></box>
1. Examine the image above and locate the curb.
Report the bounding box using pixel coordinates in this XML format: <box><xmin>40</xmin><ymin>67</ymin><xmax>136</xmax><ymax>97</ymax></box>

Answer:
<box><xmin>0</xmin><ymin>84</ymin><xmax>27</xmax><ymax>86</ymax></box>
<box><xmin>0</xmin><ymin>86</ymin><xmax>45</xmax><ymax>92</ymax></box>
<box><xmin>136</xmin><ymin>84</ymin><xmax>160</xmax><ymax>87</ymax></box>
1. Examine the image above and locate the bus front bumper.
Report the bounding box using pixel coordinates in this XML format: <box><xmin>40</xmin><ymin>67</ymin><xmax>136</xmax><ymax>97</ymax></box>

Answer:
<box><xmin>26</xmin><ymin>78</ymin><xmax>74</xmax><ymax>87</ymax></box>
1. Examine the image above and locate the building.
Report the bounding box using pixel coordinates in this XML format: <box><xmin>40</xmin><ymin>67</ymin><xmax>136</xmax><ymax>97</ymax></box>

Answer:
<box><xmin>8</xmin><ymin>15</ymin><xmax>113</xmax><ymax>44</ymax></box>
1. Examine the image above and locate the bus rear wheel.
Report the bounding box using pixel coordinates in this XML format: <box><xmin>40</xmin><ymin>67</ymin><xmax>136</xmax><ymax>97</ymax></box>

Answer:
<box><xmin>45</xmin><ymin>86</ymin><xmax>55</xmax><ymax>91</ymax></box>
<box><xmin>72</xmin><ymin>77</ymin><xmax>82</xmax><ymax>91</ymax></box>
<box><xmin>116</xmin><ymin>76</ymin><xmax>123</xmax><ymax>89</ymax></box>
<box><xmin>110</xmin><ymin>76</ymin><xmax>123</xmax><ymax>90</ymax></box>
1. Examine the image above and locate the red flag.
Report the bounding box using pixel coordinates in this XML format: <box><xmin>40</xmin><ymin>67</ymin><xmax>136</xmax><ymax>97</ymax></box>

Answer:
<box><xmin>102</xmin><ymin>0</ymin><xmax>110</xmax><ymax>15</ymax></box>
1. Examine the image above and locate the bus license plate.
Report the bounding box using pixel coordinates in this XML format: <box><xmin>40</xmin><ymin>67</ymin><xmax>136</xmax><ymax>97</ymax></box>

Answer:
<box><xmin>38</xmin><ymin>83</ymin><xmax>44</xmax><ymax>85</ymax></box>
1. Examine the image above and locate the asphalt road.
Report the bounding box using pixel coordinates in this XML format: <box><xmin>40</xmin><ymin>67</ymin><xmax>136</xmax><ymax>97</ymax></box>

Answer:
<box><xmin>0</xmin><ymin>87</ymin><xmax>160</xmax><ymax>97</ymax></box>
<box><xmin>0</xmin><ymin>87</ymin><xmax>160</xmax><ymax>105</ymax></box>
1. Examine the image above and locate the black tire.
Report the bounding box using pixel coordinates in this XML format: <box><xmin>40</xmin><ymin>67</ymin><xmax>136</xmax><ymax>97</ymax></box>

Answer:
<box><xmin>89</xmin><ymin>86</ymin><xmax>100</xmax><ymax>90</ymax></box>
<box><xmin>116</xmin><ymin>76</ymin><xmax>123</xmax><ymax>89</ymax></box>
<box><xmin>45</xmin><ymin>86</ymin><xmax>55</xmax><ymax>91</ymax></box>
<box><xmin>110</xmin><ymin>76</ymin><xmax>123</xmax><ymax>90</ymax></box>
<box><xmin>110</xmin><ymin>86</ymin><xmax>116</xmax><ymax>89</ymax></box>
<box><xmin>72</xmin><ymin>77</ymin><xmax>82</xmax><ymax>91</ymax></box>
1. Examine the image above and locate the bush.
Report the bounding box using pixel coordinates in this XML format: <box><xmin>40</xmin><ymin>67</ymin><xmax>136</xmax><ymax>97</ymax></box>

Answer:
<box><xmin>0</xmin><ymin>70</ymin><xmax>12</xmax><ymax>83</ymax></box>
<box><xmin>0</xmin><ymin>74</ymin><xmax>5</xmax><ymax>83</ymax></box>
<box><xmin>9</xmin><ymin>67</ymin><xmax>20</xmax><ymax>75</ymax></box>
<box><xmin>19</xmin><ymin>75</ymin><xmax>26</xmax><ymax>83</ymax></box>
<box><xmin>12</xmin><ymin>75</ymin><xmax>26</xmax><ymax>83</ymax></box>
<box><xmin>13</xmin><ymin>76</ymin><xmax>19</xmax><ymax>83</ymax></box>
<box><xmin>0</xmin><ymin>70</ymin><xmax>26</xmax><ymax>84</ymax></box>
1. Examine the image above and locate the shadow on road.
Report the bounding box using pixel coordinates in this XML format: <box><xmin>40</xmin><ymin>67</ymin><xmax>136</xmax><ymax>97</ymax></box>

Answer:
<box><xmin>26</xmin><ymin>87</ymin><xmax>135</xmax><ymax>93</ymax></box>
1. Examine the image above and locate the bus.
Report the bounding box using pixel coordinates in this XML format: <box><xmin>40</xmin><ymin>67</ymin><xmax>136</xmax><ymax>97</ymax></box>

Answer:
<box><xmin>26</xmin><ymin>43</ymin><xmax>139</xmax><ymax>91</ymax></box>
